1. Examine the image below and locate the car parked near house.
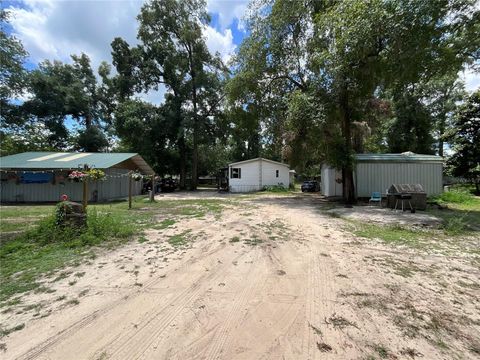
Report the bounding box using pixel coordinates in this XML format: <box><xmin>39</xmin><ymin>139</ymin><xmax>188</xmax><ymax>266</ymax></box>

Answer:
<box><xmin>301</xmin><ymin>180</ymin><xmax>320</xmax><ymax>192</ymax></box>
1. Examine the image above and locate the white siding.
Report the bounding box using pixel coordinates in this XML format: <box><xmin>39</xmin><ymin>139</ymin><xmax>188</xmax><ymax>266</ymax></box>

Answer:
<box><xmin>356</xmin><ymin>162</ymin><xmax>443</xmax><ymax>197</ymax></box>
<box><xmin>228</xmin><ymin>159</ymin><xmax>290</xmax><ymax>193</ymax></box>
<box><xmin>261</xmin><ymin>161</ymin><xmax>290</xmax><ymax>188</ymax></box>
<box><xmin>321</xmin><ymin>165</ymin><xmax>343</xmax><ymax>197</ymax></box>
<box><xmin>0</xmin><ymin>168</ymin><xmax>143</xmax><ymax>203</ymax></box>
<box><xmin>229</xmin><ymin>161</ymin><xmax>260</xmax><ymax>192</ymax></box>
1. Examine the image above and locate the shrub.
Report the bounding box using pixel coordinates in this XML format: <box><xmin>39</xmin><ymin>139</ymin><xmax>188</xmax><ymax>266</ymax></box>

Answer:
<box><xmin>434</xmin><ymin>189</ymin><xmax>475</xmax><ymax>205</ymax></box>
<box><xmin>263</xmin><ymin>184</ymin><xmax>289</xmax><ymax>192</ymax></box>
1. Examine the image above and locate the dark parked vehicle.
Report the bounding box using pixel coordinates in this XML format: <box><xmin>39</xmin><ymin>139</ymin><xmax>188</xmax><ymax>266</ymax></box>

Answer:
<box><xmin>301</xmin><ymin>180</ymin><xmax>320</xmax><ymax>192</ymax></box>
<box><xmin>160</xmin><ymin>178</ymin><xmax>177</xmax><ymax>192</ymax></box>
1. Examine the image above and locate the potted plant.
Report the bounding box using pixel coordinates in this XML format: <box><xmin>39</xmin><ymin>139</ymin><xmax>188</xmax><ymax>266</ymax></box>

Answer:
<box><xmin>68</xmin><ymin>170</ymin><xmax>87</xmax><ymax>182</ymax></box>
<box><xmin>131</xmin><ymin>172</ymin><xmax>143</xmax><ymax>182</ymax></box>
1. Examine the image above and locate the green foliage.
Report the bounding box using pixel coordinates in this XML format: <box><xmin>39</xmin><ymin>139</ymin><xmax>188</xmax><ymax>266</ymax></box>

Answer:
<box><xmin>0</xmin><ymin>9</ymin><xmax>28</xmax><ymax>121</ymax></box>
<box><xmin>0</xmin><ymin>208</ymin><xmax>135</xmax><ymax>302</ymax></box>
<box><xmin>387</xmin><ymin>91</ymin><xmax>435</xmax><ymax>154</ymax></box>
<box><xmin>230</xmin><ymin>0</ymin><xmax>480</xmax><ymax>203</ymax></box>
<box><xmin>447</xmin><ymin>90</ymin><xmax>480</xmax><ymax>193</ymax></box>
<box><xmin>263</xmin><ymin>185</ymin><xmax>289</xmax><ymax>193</ymax></box>
<box><xmin>75</xmin><ymin>126</ymin><xmax>109</xmax><ymax>152</ymax></box>
<box><xmin>434</xmin><ymin>190</ymin><xmax>477</xmax><ymax>206</ymax></box>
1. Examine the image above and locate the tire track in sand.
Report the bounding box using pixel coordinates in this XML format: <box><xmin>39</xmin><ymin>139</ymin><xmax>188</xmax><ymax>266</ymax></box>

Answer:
<box><xmin>16</xmin><ymin>240</ymin><xmax>230</xmax><ymax>360</ymax></box>
<box><xmin>94</xmin><ymin>248</ymin><xmax>260</xmax><ymax>360</ymax></box>
<box><xmin>202</xmin><ymin>251</ymin><xmax>266</xmax><ymax>360</ymax></box>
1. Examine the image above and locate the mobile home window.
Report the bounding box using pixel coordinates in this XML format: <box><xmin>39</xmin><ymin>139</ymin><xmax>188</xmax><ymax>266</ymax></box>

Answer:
<box><xmin>231</xmin><ymin>168</ymin><xmax>241</xmax><ymax>179</ymax></box>
<box><xmin>276</xmin><ymin>170</ymin><xmax>279</xmax><ymax>178</ymax></box>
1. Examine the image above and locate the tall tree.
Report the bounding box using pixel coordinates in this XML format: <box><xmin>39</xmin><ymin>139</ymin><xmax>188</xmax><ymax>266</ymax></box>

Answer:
<box><xmin>447</xmin><ymin>90</ymin><xmax>480</xmax><ymax>193</ymax></box>
<box><xmin>231</xmin><ymin>0</ymin><xmax>480</xmax><ymax>203</ymax></box>
<box><xmin>0</xmin><ymin>8</ymin><xmax>27</xmax><ymax>121</ymax></box>
<box><xmin>21</xmin><ymin>54</ymin><xmax>109</xmax><ymax>151</ymax></box>
<box><xmin>135</xmin><ymin>0</ymin><xmax>227</xmax><ymax>189</ymax></box>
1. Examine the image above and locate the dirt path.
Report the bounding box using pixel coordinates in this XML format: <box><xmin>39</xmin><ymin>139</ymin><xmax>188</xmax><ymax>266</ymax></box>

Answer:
<box><xmin>3</xmin><ymin>194</ymin><xmax>479</xmax><ymax>359</ymax></box>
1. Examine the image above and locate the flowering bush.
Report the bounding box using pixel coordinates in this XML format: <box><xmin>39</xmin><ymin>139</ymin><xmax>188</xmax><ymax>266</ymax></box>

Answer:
<box><xmin>86</xmin><ymin>169</ymin><xmax>106</xmax><ymax>181</ymax></box>
<box><xmin>131</xmin><ymin>172</ymin><xmax>143</xmax><ymax>181</ymax></box>
<box><xmin>68</xmin><ymin>171</ymin><xmax>87</xmax><ymax>182</ymax></box>
<box><xmin>60</xmin><ymin>194</ymin><xmax>68</xmax><ymax>201</ymax></box>
<box><xmin>68</xmin><ymin>169</ymin><xmax>106</xmax><ymax>182</ymax></box>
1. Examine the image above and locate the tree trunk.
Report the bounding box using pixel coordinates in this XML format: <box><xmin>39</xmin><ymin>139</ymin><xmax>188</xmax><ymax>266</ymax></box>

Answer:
<box><xmin>85</xmin><ymin>114</ymin><xmax>92</xmax><ymax>129</ymax></box>
<box><xmin>179</xmin><ymin>135</ymin><xmax>187</xmax><ymax>190</ymax></box>
<box><xmin>340</xmin><ymin>87</ymin><xmax>356</xmax><ymax>204</ymax></box>
<box><xmin>438</xmin><ymin>112</ymin><xmax>445</xmax><ymax>157</ymax></box>
<box><xmin>190</xmin><ymin>57</ymin><xmax>199</xmax><ymax>191</ymax></box>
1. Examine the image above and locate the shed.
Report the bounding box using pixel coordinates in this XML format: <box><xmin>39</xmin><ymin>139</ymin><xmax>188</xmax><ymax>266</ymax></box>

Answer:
<box><xmin>321</xmin><ymin>152</ymin><xmax>443</xmax><ymax>198</ymax></box>
<box><xmin>0</xmin><ymin>152</ymin><xmax>155</xmax><ymax>203</ymax></box>
<box><xmin>228</xmin><ymin>158</ymin><xmax>290</xmax><ymax>192</ymax></box>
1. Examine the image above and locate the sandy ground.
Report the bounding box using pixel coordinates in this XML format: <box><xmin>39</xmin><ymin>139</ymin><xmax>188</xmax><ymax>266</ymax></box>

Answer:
<box><xmin>1</xmin><ymin>193</ymin><xmax>479</xmax><ymax>359</ymax></box>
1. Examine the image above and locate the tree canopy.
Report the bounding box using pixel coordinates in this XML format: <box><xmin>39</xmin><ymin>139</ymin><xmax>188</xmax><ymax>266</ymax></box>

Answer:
<box><xmin>1</xmin><ymin>0</ymin><xmax>480</xmax><ymax>199</ymax></box>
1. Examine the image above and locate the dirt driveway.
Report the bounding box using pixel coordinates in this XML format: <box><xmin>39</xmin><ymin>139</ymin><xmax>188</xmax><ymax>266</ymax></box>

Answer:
<box><xmin>3</xmin><ymin>192</ymin><xmax>479</xmax><ymax>359</ymax></box>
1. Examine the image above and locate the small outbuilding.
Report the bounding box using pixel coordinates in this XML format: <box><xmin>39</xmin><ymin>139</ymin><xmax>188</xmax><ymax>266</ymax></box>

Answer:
<box><xmin>227</xmin><ymin>158</ymin><xmax>290</xmax><ymax>193</ymax></box>
<box><xmin>0</xmin><ymin>152</ymin><xmax>155</xmax><ymax>203</ymax></box>
<box><xmin>321</xmin><ymin>152</ymin><xmax>443</xmax><ymax>198</ymax></box>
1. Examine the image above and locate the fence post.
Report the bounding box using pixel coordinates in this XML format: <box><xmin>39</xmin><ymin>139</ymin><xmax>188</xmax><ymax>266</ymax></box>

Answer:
<box><xmin>128</xmin><ymin>171</ymin><xmax>132</xmax><ymax>209</ymax></box>
<box><xmin>82</xmin><ymin>164</ymin><xmax>89</xmax><ymax>210</ymax></box>
<box><xmin>150</xmin><ymin>174</ymin><xmax>155</xmax><ymax>202</ymax></box>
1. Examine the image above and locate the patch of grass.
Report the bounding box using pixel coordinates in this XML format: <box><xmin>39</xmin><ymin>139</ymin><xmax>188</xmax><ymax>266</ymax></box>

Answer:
<box><xmin>74</xmin><ymin>271</ymin><xmax>85</xmax><ymax>278</ymax></box>
<box><xmin>400</xmin><ymin>347</ymin><xmax>422</xmax><ymax>358</ymax></box>
<box><xmin>138</xmin><ymin>236</ymin><xmax>148</xmax><ymax>244</ymax></box>
<box><xmin>229</xmin><ymin>236</ymin><xmax>240</xmax><ymax>243</ymax></box>
<box><xmin>0</xmin><ymin>208</ymin><xmax>137</xmax><ymax>303</ymax></box>
<box><xmin>244</xmin><ymin>237</ymin><xmax>263</xmax><ymax>246</ymax></box>
<box><xmin>326</xmin><ymin>313</ymin><xmax>358</xmax><ymax>329</ymax></box>
<box><xmin>0</xmin><ymin>323</ymin><xmax>25</xmax><ymax>338</ymax></box>
<box><xmin>350</xmin><ymin>222</ymin><xmax>426</xmax><ymax>247</ymax></box>
<box><xmin>168</xmin><ymin>230</ymin><xmax>192</xmax><ymax>247</ymax></box>
<box><xmin>433</xmin><ymin>189</ymin><xmax>478</xmax><ymax>207</ymax></box>
<box><xmin>66</xmin><ymin>299</ymin><xmax>79</xmax><ymax>306</ymax></box>
<box><xmin>373</xmin><ymin>344</ymin><xmax>390</xmax><ymax>358</ymax></box>
<box><xmin>55</xmin><ymin>295</ymin><xmax>66</xmax><ymax>301</ymax></box>
<box><xmin>155</xmin><ymin>218</ymin><xmax>176</xmax><ymax>229</ymax></box>
<box><xmin>79</xmin><ymin>289</ymin><xmax>89</xmax><ymax>297</ymax></box>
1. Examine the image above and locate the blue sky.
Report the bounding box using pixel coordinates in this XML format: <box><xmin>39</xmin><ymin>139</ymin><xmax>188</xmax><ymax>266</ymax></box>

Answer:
<box><xmin>3</xmin><ymin>0</ymin><xmax>479</xmax><ymax>105</ymax></box>
<box><xmin>2</xmin><ymin>0</ymin><xmax>249</xmax><ymax>104</ymax></box>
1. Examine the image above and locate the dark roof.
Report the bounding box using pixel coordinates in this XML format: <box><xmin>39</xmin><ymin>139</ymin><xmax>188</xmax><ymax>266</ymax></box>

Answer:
<box><xmin>0</xmin><ymin>152</ymin><xmax>155</xmax><ymax>174</ymax></box>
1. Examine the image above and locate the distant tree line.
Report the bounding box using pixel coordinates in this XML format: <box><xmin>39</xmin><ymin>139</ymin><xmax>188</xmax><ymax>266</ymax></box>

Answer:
<box><xmin>1</xmin><ymin>0</ymin><xmax>479</xmax><ymax>196</ymax></box>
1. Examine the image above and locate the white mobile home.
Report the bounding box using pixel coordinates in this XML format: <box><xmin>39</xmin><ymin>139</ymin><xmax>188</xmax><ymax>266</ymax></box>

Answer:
<box><xmin>228</xmin><ymin>158</ymin><xmax>290</xmax><ymax>192</ymax></box>
<box><xmin>321</xmin><ymin>152</ymin><xmax>443</xmax><ymax>198</ymax></box>
<box><xmin>0</xmin><ymin>152</ymin><xmax>155</xmax><ymax>203</ymax></box>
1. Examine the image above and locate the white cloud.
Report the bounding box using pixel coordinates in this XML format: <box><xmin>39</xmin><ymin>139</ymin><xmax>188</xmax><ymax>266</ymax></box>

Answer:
<box><xmin>5</xmin><ymin>0</ymin><xmax>240</xmax><ymax>103</ymax></box>
<box><xmin>203</xmin><ymin>26</ymin><xmax>236</xmax><ymax>63</ymax></box>
<box><xmin>206</xmin><ymin>0</ymin><xmax>249</xmax><ymax>31</ymax></box>
<box><xmin>7</xmin><ymin>0</ymin><xmax>143</xmax><ymax>69</ymax></box>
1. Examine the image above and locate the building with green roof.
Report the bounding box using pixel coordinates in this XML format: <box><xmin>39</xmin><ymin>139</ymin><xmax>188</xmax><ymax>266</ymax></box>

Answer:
<box><xmin>321</xmin><ymin>152</ymin><xmax>444</xmax><ymax>198</ymax></box>
<box><xmin>0</xmin><ymin>152</ymin><xmax>155</xmax><ymax>202</ymax></box>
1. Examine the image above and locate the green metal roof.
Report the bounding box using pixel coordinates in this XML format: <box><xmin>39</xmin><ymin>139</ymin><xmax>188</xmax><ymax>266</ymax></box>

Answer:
<box><xmin>0</xmin><ymin>152</ymin><xmax>155</xmax><ymax>174</ymax></box>
<box><xmin>355</xmin><ymin>152</ymin><xmax>443</xmax><ymax>163</ymax></box>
